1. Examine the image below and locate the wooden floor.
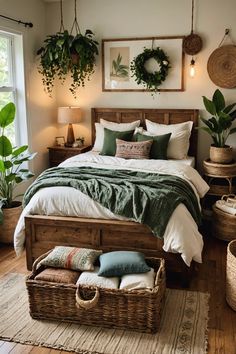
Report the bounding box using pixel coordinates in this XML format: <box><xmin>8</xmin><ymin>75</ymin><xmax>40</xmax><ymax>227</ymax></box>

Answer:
<box><xmin>0</xmin><ymin>232</ymin><xmax>235</xmax><ymax>354</ymax></box>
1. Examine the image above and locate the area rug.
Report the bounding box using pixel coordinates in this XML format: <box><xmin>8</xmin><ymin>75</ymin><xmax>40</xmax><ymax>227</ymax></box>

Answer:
<box><xmin>0</xmin><ymin>273</ymin><xmax>209</xmax><ymax>354</ymax></box>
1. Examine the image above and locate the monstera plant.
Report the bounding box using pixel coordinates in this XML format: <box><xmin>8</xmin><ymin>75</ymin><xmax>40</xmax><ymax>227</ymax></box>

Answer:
<box><xmin>37</xmin><ymin>29</ymin><xmax>99</xmax><ymax>98</ymax></box>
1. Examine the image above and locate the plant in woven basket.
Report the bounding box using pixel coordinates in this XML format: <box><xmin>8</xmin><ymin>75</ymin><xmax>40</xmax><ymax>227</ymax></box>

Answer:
<box><xmin>0</xmin><ymin>102</ymin><xmax>36</xmax><ymax>223</ymax></box>
<box><xmin>130</xmin><ymin>47</ymin><xmax>170</xmax><ymax>94</ymax></box>
<box><xmin>37</xmin><ymin>0</ymin><xmax>98</xmax><ymax>98</ymax></box>
<box><xmin>198</xmin><ymin>89</ymin><xmax>236</xmax><ymax>163</ymax></box>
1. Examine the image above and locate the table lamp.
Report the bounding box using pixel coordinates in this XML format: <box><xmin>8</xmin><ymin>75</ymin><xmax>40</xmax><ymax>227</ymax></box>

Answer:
<box><xmin>57</xmin><ymin>107</ymin><xmax>82</xmax><ymax>147</ymax></box>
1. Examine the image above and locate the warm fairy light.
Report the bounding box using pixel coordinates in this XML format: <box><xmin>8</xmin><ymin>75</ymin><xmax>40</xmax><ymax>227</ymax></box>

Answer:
<box><xmin>190</xmin><ymin>58</ymin><xmax>195</xmax><ymax>78</ymax></box>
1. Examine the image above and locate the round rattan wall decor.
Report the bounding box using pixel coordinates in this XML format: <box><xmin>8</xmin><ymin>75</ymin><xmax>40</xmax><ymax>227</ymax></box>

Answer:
<box><xmin>207</xmin><ymin>45</ymin><xmax>236</xmax><ymax>88</ymax></box>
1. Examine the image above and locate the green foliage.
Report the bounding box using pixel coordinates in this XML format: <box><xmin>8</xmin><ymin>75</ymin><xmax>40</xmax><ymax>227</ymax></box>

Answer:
<box><xmin>37</xmin><ymin>29</ymin><xmax>99</xmax><ymax>98</ymax></box>
<box><xmin>111</xmin><ymin>53</ymin><xmax>129</xmax><ymax>78</ymax></box>
<box><xmin>0</xmin><ymin>102</ymin><xmax>36</xmax><ymax>223</ymax></box>
<box><xmin>130</xmin><ymin>47</ymin><xmax>170</xmax><ymax>94</ymax></box>
<box><xmin>198</xmin><ymin>89</ymin><xmax>236</xmax><ymax>147</ymax></box>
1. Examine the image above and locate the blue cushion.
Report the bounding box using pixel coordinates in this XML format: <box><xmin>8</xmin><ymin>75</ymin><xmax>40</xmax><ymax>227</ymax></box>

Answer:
<box><xmin>98</xmin><ymin>251</ymin><xmax>150</xmax><ymax>277</ymax></box>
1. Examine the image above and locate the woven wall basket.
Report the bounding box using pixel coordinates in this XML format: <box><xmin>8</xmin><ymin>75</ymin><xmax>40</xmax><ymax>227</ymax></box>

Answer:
<box><xmin>207</xmin><ymin>45</ymin><xmax>236</xmax><ymax>88</ymax></box>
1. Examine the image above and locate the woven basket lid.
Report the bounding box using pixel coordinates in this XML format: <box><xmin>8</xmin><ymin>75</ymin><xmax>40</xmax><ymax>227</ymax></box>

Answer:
<box><xmin>183</xmin><ymin>33</ymin><xmax>203</xmax><ymax>55</ymax></box>
<box><xmin>207</xmin><ymin>45</ymin><xmax>236</xmax><ymax>88</ymax></box>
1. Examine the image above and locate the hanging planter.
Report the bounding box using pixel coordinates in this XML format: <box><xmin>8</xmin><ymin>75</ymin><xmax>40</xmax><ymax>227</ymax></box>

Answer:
<box><xmin>37</xmin><ymin>0</ymin><xmax>98</xmax><ymax>98</ymax></box>
<box><xmin>130</xmin><ymin>46</ymin><xmax>170</xmax><ymax>94</ymax></box>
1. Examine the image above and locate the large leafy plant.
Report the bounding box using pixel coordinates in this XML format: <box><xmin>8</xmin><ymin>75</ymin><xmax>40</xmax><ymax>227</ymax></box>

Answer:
<box><xmin>37</xmin><ymin>29</ymin><xmax>98</xmax><ymax>98</ymax></box>
<box><xmin>199</xmin><ymin>89</ymin><xmax>236</xmax><ymax>147</ymax></box>
<box><xmin>0</xmin><ymin>102</ymin><xmax>36</xmax><ymax>222</ymax></box>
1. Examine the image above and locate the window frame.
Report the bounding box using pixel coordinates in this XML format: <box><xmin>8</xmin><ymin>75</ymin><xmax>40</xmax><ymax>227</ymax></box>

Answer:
<box><xmin>0</xmin><ymin>29</ymin><xmax>28</xmax><ymax>148</ymax></box>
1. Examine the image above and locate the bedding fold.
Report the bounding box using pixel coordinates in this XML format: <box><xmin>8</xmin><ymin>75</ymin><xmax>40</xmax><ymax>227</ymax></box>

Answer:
<box><xmin>23</xmin><ymin>166</ymin><xmax>201</xmax><ymax>238</ymax></box>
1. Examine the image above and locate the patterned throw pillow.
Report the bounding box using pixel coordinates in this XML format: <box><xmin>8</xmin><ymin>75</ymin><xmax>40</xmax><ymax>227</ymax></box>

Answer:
<box><xmin>37</xmin><ymin>246</ymin><xmax>102</xmax><ymax>271</ymax></box>
<box><xmin>115</xmin><ymin>139</ymin><xmax>153</xmax><ymax>159</ymax></box>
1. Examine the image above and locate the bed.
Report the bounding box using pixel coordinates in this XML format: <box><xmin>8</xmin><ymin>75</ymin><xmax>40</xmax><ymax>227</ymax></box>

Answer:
<box><xmin>14</xmin><ymin>108</ymin><xmax>208</xmax><ymax>283</ymax></box>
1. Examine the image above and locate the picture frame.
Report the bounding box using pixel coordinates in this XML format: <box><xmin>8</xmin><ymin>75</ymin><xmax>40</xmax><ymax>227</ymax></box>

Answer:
<box><xmin>55</xmin><ymin>136</ymin><xmax>65</xmax><ymax>146</ymax></box>
<box><xmin>102</xmin><ymin>36</ymin><xmax>185</xmax><ymax>92</ymax></box>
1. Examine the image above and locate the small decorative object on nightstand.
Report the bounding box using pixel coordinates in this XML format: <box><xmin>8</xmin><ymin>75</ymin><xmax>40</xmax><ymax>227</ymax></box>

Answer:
<box><xmin>48</xmin><ymin>145</ymin><xmax>91</xmax><ymax>167</ymax></box>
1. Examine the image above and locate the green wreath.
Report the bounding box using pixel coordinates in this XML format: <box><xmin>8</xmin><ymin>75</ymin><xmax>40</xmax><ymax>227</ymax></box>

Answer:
<box><xmin>130</xmin><ymin>47</ymin><xmax>170</xmax><ymax>93</ymax></box>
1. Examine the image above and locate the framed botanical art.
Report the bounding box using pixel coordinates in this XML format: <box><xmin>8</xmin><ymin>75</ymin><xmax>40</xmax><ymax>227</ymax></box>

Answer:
<box><xmin>102</xmin><ymin>36</ymin><xmax>185</xmax><ymax>92</ymax></box>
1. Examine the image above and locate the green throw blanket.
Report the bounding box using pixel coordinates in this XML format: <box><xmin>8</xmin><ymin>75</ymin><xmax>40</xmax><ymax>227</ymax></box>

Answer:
<box><xmin>23</xmin><ymin>166</ymin><xmax>201</xmax><ymax>238</ymax></box>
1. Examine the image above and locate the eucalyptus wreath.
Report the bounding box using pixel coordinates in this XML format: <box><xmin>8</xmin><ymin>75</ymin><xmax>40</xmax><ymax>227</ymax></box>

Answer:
<box><xmin>130</xmin><ymin>47</ymin><xmax>170</xmax><ymax>93</ymax></box>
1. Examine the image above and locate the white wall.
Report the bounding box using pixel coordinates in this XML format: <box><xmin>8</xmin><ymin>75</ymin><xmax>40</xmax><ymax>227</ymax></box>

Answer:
<box><xmin>0</xmin><ymin>0</ymin><xmax>58</xmax><ymax>176</ymax></box>
<box><xmin>45</xmin><ymin>0</ymin><xmax>236</xmax><ymax>170</ymax></box>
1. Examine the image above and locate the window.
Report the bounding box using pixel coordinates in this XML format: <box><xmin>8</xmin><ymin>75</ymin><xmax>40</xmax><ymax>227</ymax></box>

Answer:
<box><xmin>0</xmin><ymin>30</ymin><xmax>27</xmax><ymax>147</ymax></box>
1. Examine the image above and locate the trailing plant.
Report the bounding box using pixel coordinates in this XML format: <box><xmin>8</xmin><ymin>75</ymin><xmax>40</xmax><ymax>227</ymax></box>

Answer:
<box><xmin>130</xmin><ymin>47</ymin><xmax>170</xmax><ymax>94</ymax></box>
<box><xmin>37</xmin><ymin>29</ymin><xmax>98</xmax><ymax>98</ymax></box>
<box><xmin>0</xmin><ymin>102</ymin><xmax>36</xmax><ymax>223</ymax></box>
<box><xmin>198</xmin><ymin>89</ymin><xmax>236</xmax><ymax>147</ymax></box>
<box><xmin>37</xmin><ymin>0</ymin><xmax>99</xmax><ymax>98</ymax></box>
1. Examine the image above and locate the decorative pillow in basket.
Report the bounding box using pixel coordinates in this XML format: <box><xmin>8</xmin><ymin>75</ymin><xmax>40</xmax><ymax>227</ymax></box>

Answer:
<box><xmin>36</xmin><ymin>246</ymin><xmax>102</xmax><ymax>271</ymax></box>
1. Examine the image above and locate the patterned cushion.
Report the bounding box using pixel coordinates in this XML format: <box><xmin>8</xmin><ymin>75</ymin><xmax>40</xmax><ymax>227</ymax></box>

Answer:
<box><xmin>35</xmin><ymin>267</ymin><xmax>80</xmax><ymax>284</ymax></box>
<box><xmin>37</xmin><ymin>246</ymin><xmax>102</xmax><ymax>271</ymax></box>
<box><xmin>115</xmin><ymin>139</ymin><xmax>153</xmax><ymax>159</ymax></box>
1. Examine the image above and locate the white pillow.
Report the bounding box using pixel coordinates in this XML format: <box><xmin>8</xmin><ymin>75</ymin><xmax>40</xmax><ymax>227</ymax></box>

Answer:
<box><xmin>76</xmin><ymin>267</ymin><xmax>119</xmax><ymax>289</ymax></box>
<box><xmin>145</xmin><ymin>119</ymin><xmax>193</xmax><ymax>159</ymax></box>
<box><xmin>119</xmin><ymin>268</ymin><xmax>155</xmax><ymax>290</ymax></box>
<box><xmin>93</xmin><ymin>119</ymin><xmax>141</xmax><ymax>152</ymax></box>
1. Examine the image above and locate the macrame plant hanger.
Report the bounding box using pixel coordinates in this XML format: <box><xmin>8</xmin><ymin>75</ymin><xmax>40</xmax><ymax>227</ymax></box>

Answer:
<box><xmin>59</xmin><ymin>0</ymin><xmax>65</xmax><ymax>32</ymax></box>
<box><xmin>70</xmin><ymin>0</ymin><xmax>81</xmax><ymax>35</ymax></box>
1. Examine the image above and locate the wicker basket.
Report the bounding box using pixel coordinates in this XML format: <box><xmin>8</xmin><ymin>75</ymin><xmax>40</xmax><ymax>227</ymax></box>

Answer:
<box><xmin>26</xmin><ymin>253</ymin><xmax>166</xmax><ymax>333</ymax></box>
<box><xmin>226</xmin><ymin>240</ymin><xmax>236</xmax><ymax>311</ymax></box>
<box><xmin>212</xmin><ymin>205</ymin><xmax>236</xmax><ymax>242</ymax></box>
<box><xmin>203</xmin><ymin>159</ymin><xmax>236</xmax><ymax>176</ymax></box>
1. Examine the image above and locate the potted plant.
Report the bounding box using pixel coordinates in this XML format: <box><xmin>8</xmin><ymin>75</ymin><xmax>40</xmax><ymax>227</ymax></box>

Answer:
<box><xmin>0</xmin><ymin>102</ymin><xmax>36</xmax><ymax>243</ymax></box>
<box><xmin>37</xmin><ymin>29</ymin><xmax>98</xmax><ymax>98</ymax></box>
<box><xmin>199</xmin><ymin>89</ymin><xmax>236</xmax><ymax>163</ymax></box>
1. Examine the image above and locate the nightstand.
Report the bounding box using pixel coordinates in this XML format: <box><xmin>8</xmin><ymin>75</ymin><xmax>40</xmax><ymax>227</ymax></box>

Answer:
<box><xmin>48</xmin><ymin>145</ymin><xmax>91</xmax><ymax>167</ymax></box>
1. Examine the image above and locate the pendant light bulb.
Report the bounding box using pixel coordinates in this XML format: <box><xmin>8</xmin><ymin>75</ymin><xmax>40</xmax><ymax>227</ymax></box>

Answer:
<box><xmin>190</xmin><ymin>58</ymin><xmax>195</xmax><ymax>78</ymax></box>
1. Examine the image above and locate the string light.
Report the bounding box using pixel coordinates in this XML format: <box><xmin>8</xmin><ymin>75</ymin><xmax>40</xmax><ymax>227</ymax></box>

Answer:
<box><xmin>190</xmin><ymin>57</ymin><xmax>195</xmax><ymax>78</ymax></box>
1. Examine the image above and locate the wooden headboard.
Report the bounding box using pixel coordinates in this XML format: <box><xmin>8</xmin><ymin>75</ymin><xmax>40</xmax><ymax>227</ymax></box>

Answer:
<box><xmin>91</xmin><ymin>108</ymin><xmax>199</xmax><ymax>161</ymax></box>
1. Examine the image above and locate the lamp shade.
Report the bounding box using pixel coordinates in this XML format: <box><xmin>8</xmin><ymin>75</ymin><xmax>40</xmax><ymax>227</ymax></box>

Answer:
<box><xmin>57</xmin><ymin>107</ymin><xmax>82</xmax><ymax>124</ymax></box>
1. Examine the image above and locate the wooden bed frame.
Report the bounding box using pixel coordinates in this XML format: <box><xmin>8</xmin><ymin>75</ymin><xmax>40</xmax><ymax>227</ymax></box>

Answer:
<box><xmin>25</xmin><ymin>108</ymin><xmax>199</xmax><ymax>283</ymax></box>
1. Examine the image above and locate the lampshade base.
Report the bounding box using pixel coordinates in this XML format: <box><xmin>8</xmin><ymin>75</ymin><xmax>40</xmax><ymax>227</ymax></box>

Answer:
<box><xmin>66</xmin><ymin>123</ymin><xmax>75</xmax><ymax>147</ymax></box>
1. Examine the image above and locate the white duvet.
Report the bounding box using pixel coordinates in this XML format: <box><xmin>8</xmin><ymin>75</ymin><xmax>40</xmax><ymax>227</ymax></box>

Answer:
<box><xmin>14</xmin><ymin>151</ymin><xmax>209</xmax><ymax>266</ymax></box>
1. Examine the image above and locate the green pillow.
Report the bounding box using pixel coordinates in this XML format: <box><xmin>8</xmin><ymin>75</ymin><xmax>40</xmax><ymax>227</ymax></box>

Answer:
<box><xmin>100</xmin><ymin>128</ymin><xmax>134</xmax><ymax>156</ymax></box>
<box><xmin>135</xmin><ymin>132</ymin><xmax>171</xmax><ymax>159</ymax></box>
<box><xmin>98</xmin><ymin>251</ymin><xmax>150</xmax><ymax>277</ymax></box>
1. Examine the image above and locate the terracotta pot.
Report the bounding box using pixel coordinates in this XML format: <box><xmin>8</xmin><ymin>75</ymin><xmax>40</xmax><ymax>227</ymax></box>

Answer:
<box><xmin>210</xmin><ymin>145</ymin><xmax>233</xmax><ymax>164</ymax></box>
<box><xmin>0</xmin><ymin>201</ymin><xmax>22</xmax><ymax>244</ymax></box>
<box><xmin>71</xmin><ymin>53</ymin><xmax>79</xmax><ymax>65</ymax></box>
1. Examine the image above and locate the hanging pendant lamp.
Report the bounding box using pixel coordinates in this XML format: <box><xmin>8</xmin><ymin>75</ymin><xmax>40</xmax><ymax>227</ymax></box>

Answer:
<box><xmin>183</xmin><ymin>0</ymin><xmax>202</xmax><ymax>55</ymax></box>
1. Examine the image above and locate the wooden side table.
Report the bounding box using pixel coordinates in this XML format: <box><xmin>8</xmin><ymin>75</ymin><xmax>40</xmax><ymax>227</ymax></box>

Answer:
<box><xmin>202</xmin><ymin>159</ymin><xmax>236</xmax><ymax>218</ymax></box>
<box><xmin>48</xmin><ymin>145</ymin><xmax>91</xmax><ymax>167</ymax></box>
